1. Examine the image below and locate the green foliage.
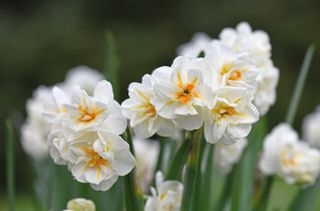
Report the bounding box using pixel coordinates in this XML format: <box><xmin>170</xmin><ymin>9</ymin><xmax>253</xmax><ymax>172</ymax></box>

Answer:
<box><xmin>6</xmin><ymin>119</ymin><xmax>15</xmax><ymax>211</ymax></box>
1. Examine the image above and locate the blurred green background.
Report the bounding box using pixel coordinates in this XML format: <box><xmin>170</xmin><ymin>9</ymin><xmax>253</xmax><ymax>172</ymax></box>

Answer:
<box><xmin>1</xmin><ymin>0</ymin><xmax>320</xmax><ymax>210</ymax></box>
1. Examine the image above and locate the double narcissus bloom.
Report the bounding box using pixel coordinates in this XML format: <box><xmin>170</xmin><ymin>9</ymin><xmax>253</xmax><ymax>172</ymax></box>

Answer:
<box><xmin>214</xmin><ymin>139</ymin><xmax>247</xmax><ymax>174</ymax></box>
<box><xmin>145</xmin><ymin>172</ymin><xmax>183</xmax><ymax>211</ymax></box>
<box><xmin>63</xmin><ymin>198</ymin><xmax>95</xmax><ymax>211</ymax></box>
<box><xmin>302</xmin><ymin>106</ymin><xmax>320</xmax><ymax>149</ymax></box>
<box><xmin>44</xmin><ymin>80</ymin><xmax>135</xmax><ymax>191</ymax></box>
<box><xmin>21</xmin><ymin>86</ymin><xmax>52</xmax><ymax>160</ymax></box>
<box><xmin>21</xmin><ymin>65</ymin><xmax>105</xmax><ymax>161</ymax></box>
<box><xmin>259</xmin><ymin>123</ymin><xmax>320</xmax><ymax>187</ymax></box>
<box><xmin>122</xmin><ymin>74</ymin><xmax>176</xmax><ymax>138</ymax></box>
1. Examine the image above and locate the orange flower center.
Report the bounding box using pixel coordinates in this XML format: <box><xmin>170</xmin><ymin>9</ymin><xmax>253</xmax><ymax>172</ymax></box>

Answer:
<box><xmin>176</xmin><ymin>84</ymin><xmax>197</xmax><ymax>104</ymax></box>
<box><xmin>85</xmin><ymin>148</ymin><xmax>109</xmax><ymax>168</ymax></box>
<box><xmin>212</xmin><ymin>102</ymin><xmax>237</xmax><ymax>119</ymax></box>
<box><xmin>229</xmin><ymin>70</ymin><xmax>242</xmax><ymax>80</ymax></box>
<box><xmin>146</xmin><ymin>103</ymin><xmax>156</xmax><ymax>117</ymax></box>
<box><xmin>77</xmin><ymin>103</ymin><xmax>105</xmax><ymax>124</ymax></box>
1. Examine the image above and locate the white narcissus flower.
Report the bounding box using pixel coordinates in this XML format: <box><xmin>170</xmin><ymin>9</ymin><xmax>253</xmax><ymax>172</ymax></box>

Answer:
<box><xmin>53</xmin><ymin>80</ymin><xmax>126</xmax><ymax>133</ymax></box>
<box><xmin>151</xmin><ymin>56</ymin><xmax>213</xmax><ymax>130</ymax></box>
<box><xmin>145</xmin><ymin>172</ymin><xmax>183</xmax><ymax>211</ymax></box>
<box><xmin>215</xmin><ymin>139</ymin><xmax>247</xmax><ymax>174</ymax></box>
<box><xmin>259</xmin><ymin>123</ymin><xmax>320</xmax><ymax>187</ymax></box>
<box><xmin>122</xmin><ymin>74</ymin><xmax>176</xmax><ymax>138</ymax></box>
<box><xmin>64</xmin><ymin>198</ymin><xmax>95</xmax><ymax>211</ymax></box>
<box><xmin>203</xmin><ymin>87</ymin><xmax>259</xmax><ymax>144</ymax></box>
<box><xmin>303</xmin><ymin>107</ymin><xmax>320</xmax><ymax>149</ymax></box>
<box><xmin>219</xmin><ymin>22</ymin><xmax>279</xmax><ymax>115</ymax></box>
<box><xmin>21</xmin><ymin>86</ymin><xmax>52</xmax><ymax>160</ymax></box>
<box><xmin>70</xmin><ymin>130</ymin><xmax>135</xmax><ymax>191</ymax></box>
<box><xmin>63</xmin><ymin>65</ymin><xmax>104</xmax><ymax>95</ymax></box>
<box><xmin>177</xmin><ymin>33</ymin><xmax>212</xmax><ymax>58</ymax></box>
<box><xmin>204</xmin><ymin>41</ymin><xmax>259</xmax><ymax>91</ymax></box>
<box><xmin>133</xmin><ymin>138</ymin><xmax>159</xmax><ymax>193</ymax></box>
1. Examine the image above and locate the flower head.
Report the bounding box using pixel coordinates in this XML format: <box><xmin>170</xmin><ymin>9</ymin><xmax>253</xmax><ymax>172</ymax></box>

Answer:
<box><xmin>177</xmin><ymin>33</ymin><xmax>212</xmax><ymax>58</ymax></box>
<box><xmin>64</xmin><ymin>198</ymin><xmax>95</xmax><ymax>211</ymax></box>
<box><xmin>21</xmin><ymin>86</ymin><xmax>52</xmax><ymax>160</ymax></box>
<box><xmin>145</xmin><ymin>172</ymin><xmax>183</xmax><ymax>211</ymax></box>
<box><xmin>70</xmin><ymin>130</ymin><xmax>135</xmax><ymax>191</ymax></box>
<box><xmin>219</xmin><ymin>22</ymin><xmax>279</xmax><ymax>115</ymax></box>
<box><xmin>303</xmin><ymin>107</ymin><xmax>320</xmax><ymax>149</ymax></box>
<box><xmin>203</xmin><ymin>87</ymin><xmax>259</xmax><ymax>144</ymax></box>
<box><xmin>259</xmin><ymin>123</ymin><xmax>320</xmax><ymax>187</ymax></box>
<box><xmin>122</xmin><ymin>74</ymin><xmax>176</xmax><ymax>138</ymax></box>
<box><xmin>151</xmin><ymin>56</ymin><xmax>213</xmax><ymax>130</ymax></box>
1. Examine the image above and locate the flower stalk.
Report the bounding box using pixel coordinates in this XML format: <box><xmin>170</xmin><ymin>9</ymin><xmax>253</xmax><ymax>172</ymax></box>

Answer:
<box><xmin>181</xmin><ymin>128</ymin><xmax>203</xmax><ymax>211</ymax></box>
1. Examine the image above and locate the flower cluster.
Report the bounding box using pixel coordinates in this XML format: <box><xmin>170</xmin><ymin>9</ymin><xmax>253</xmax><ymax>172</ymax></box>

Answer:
<box><xmin>21</xmin><ymin>66</ymin><xmax>104</xmax><ymax>160</ymax></box>
<box><xmin>122</xmin><ymin>28</ymin><xmax>264</xmax><ymax>144</ymax></box>
<box><xmin>45</xmin><ymin>80</ymin><xmax>135</xmax><ymax>191</ymax></box>
<box><xmin>259</xmin><ymin>123</ymin><xmax>320</xmax><ymax>187</ymax></box>
<box><xmin>178</xmin><ymin>22</ymin><xmax>279</xmax><ymax>116</ymax></box>
<box><xmin>145</xmin><ymin>172</ymin><xmax>183</xmax><ymax>211</ymax></box>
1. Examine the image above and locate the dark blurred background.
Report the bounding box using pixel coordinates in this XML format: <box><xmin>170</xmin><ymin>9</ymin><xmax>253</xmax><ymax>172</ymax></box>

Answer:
<box><xmin>1</xmin><ymin>0</ymin><xmax>320</xmax><ymax>206</ymax></box>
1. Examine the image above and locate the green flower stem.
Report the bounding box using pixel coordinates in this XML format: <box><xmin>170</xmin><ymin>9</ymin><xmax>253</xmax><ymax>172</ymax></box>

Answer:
<box><xmin>181</xmin><ymin>128</ymin><xmax>203</xmax><ymax>211</ymax></box>
<box><xmin>285</xmin><ymin>45</ymin><xmax>315</xmax><ymax>125</ymax></box>
<box><xmin>192</xmin><ymin>134</ymin><xmax>206</xmax><ymax>211</ymax></box>
<box><xmin>105</xmin><ymin>31</ymin><xmax>120</xmax><ymax>100</ymax></box>
<box><xmin>6</xmin><ymin>119</ymin><xmax>15</xmax><ymax>211</ymax></box>
<box><xmin>123</xmin><ymin>128</ymin><xmax>142</xmax><ymax>211</ymax></box>
<box><xmin>253</xmin><ymin>176</ymin><xmax>273</xmax><ymax>211</ymax></box>
<box><xmin>214</xmin><ymin>169</ymin><xmax>234</xmax><ymax>211</ymax></box>
<box><xmin>165</xmin><ymin>135</ymin><xmax>192</xmax><ymax>180</ymax></box>
<box><xmin>201</xmin><ymin>144</ymin><xmax>214</xmax><ymax>211</ymax></box>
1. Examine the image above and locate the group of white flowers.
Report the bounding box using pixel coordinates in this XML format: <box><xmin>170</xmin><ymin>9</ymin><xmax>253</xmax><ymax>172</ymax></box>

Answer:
<box><xmin>260</xmin><ymin>120</ymin><xmax>320</xmax><ymax>187</ymax></box>
<box><xmin>20</xmin><ymin>22</ymin><xmax>320</xmax><ymax>211</ymax></box>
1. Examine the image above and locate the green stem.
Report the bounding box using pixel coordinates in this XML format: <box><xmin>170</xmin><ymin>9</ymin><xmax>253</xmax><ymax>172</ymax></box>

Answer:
<box><xmin>181</xmin><ymin>128</ymin><xmax>203</xmax><ymax>211</ymax></box>
<box><xmin>215</xmin><ymin>169</ymin><xmax>234</xmax><ymax>211</ymax></box>
<box><xmin>6</xmin><ymin>119</ymin><xmax>15</xmax><ymax>211</ymax></box>
<box><xmin>253</xmin><ymin>176</ymin><xmax>273</xmax><ymax>211</ymax></box>
<box><xmin>201</xmin><ymin>144</ymin><xmax>214</xmax><ymax>211</ymax></box>
<box><xmin>123</xmin><ymin>129</ymin><xmax>142</xmax><ymax>211</ymax></box>
<box><xmin>192</xmin><ymin>134</ymin><xmax>206</xmax><ymax>211</ymax></box>
<box><xmin>105</xmin><ymin>31</ymin><xmax>120</xmax><ymax>100</ymax></box>
<box><xmin>285</xmin><ymin>45</ymin><xmax>315</xmax><ymax>125</ymax></box>
<box><xmin>165</xmin><ymin>135</ymin><xmax>191</xmax><ymax>180</ymax></box>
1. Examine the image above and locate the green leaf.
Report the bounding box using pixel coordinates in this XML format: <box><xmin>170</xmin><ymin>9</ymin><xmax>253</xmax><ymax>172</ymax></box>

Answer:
<box><xmin>288</xmin><ymin>178</ymin><xmax>320</xmax><ymax>211</ymax></box>
<box><xmin>105</xmin><ymin>31</ymin><xmax>120</xmax><ymax>100</ymax></box>
<box><xmin>231</xmin><ymin>117</ymin><xmax>267</xmax><ymax>211</ymax></box>
<box><xmin>165</xmin><ymin>136</ymin><xmax>191</xmax><ymax>180</ymax></box>
<box><xmin>285</xmin><ymin>44</ymin><xmax>315</xmax><ymax>125</ymax></box>
<box><xmin>6</xmin><ymin>119</ymin><xmax>15</xmax><ymax>211</ymax></box>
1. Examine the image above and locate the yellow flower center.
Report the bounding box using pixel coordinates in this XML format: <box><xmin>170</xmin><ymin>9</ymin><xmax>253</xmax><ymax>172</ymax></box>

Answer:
<box><xmin>229</xmin><ymin>70</ymin><xmax>242</xmax><ymax>81</ymax></box>
<box><xmin>85</xmin><ymin>148</ymin><xmax>109</xmax><ymax>168</ymax></box>
<box><xmin>77</xmin><ymin>103</ymin><xmax>106</xmax><ymax>124</ymax></box>
<box><xmin>212</xmin><ymin>102</ymin><xmax>237</xmax><ymax>120</ymax></box>
<box><xmin>280</xmin><ymin>147</ymin><xmax>301</xmax><ymax>168</ymax></box>
<box><xmin>146</xmin><ymin>103</ymin><xmax>156</xmax><ymax>117</ymax></box>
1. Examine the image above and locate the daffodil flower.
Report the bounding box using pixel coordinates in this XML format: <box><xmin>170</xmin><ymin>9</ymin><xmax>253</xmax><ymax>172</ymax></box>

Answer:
<box><xmin>151</xmin><ymin>56</ymin><xmax>213</xmax><ymax>130</ymax></box>
<box><xmin>145</xmin><ymin>172</ymin><xmax>183</xmax><ymax>211</ymax></box>
<box><xmin>204</xmin><ymin>41</ymin><xmax>258</xmax><ymax>91</ymax></box>
<box><xmin>259</xmin><ymin>123</ymin><xmax>320</xmax><ymax>187</ymax></box>
<box><xmin>203</xmin><ymin>87</ymin><xmax>259</xmax><ymax>144</ymax></box>
<box><xmin>70</xmin><ymin>130</ymin><xmax>135</xmax><ymax>191</ymax></box>
<box><xmin>64</xmin><ymin>198</ymin><xmax>95</xmax><ymax>211</ymax></box>
<box><xmin>122</xmin><ymin>74</ymin><xmax>176</xmax><ymax>138</ymax></box>
<box><xmin>219</xmin><ymin>22</ymin><xmax>279</xmax><ymax>115</ymax></box>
